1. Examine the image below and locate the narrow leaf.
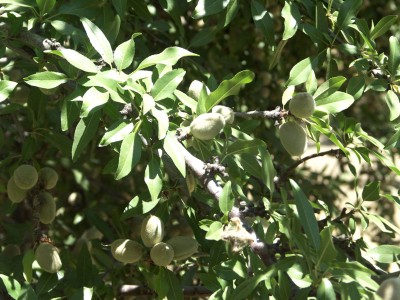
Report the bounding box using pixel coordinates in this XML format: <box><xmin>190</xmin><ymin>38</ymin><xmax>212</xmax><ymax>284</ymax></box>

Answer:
<box><xmin>151</xmin><ymin>69</ymin><xmax>186</xmax><ymax>101</ymax></box>
<box><xmin>205</xmin><ymin>70</ymin><xmax>255</xmax><ymax>112</ymax></box>
<box><xmin>388</xmin><ymin>36</ymin><xmax>400</xmax><ymax>76</ymax></box>
<box><xmin>99</xmin><ymin>120</ymin><xmax>134</xmax><ymax>147</ymax></box>
<box><xmin>81</xmin><ymin>17</ymin><xmax>114</xmax><ymax>65</ymax></box>
<box><xmin>25</xmin><ymin>71</ymin><xmax>68</xmax><ymax>89</ymax></box>
<box><xmin>137</xmin><ymin>47</ymin><xmax>198</xmax><ymax>70</ymax></box>
<box><xmin>251</xmin><ymin>0</ymin><xmax>275</xmax><ymax>46</ymax></box>
<box><xmin>163</xmin><ymin>131</ymin><xmax>186</xmax><ymax>177</ymax></box>
<box><xmin>317</xmin><ymin>226</ymin><xmax>338</xmax><ymax>266</ymax></box>
<box><xmin>317</xmin><ymin>278</ymin><xmax>336</xmax><ymax>300</ymax></box>
<box><xmin>367</xmin><ymin>245</ymin><xmax>400</xmax><ymax>263</ymax></box>
<box><xmin>385</xmin><ymin>90</ymin><xmax>400</xmax><ymax>121</ymax></box>
<box><xmin>315</xmin><ymin>91</ymin><xmax>354</xmax><ymax>114</ymax></box>
<box><xmin>362</xmin><ymin>181</ymin><xmax>380</xmax><ymax>201</ymax></box>
<box><xmin>36</xmin><ymin>0</ymin><xmax>56</xmax><ymax>15</ymax></box>
<box><xmin>370</xmin><ymin>15</ymin><xmax>398</xmax><ymax>40</ymax></box>
<box><xmin>336</xmin><ymin>0</ymin><xmax>362</xmax><ymax>30</ymax></box>
<box><xmin>286</xmin><ymin>56</ymin><xmax>318</xmax><ymax>86</ymax></box>
<box><xmin>114</xmin><ymin>33</ymin><xmax>141</xmax><ymax>71</ymax></box>
<box><xmin>145</xmin><ymin>157</ymin><xmax>163</xmax><ymax>202</ymax></box>
<box><xmin>72</xmin><ymin>111</ymin><xmax>101</xmax><ymax>161</ymax></box>
<box><xmin>76</xmin><ymin>242</ymin><xmax>93</xmax><ymax>287</ymax></box>
<box><xmin>151</xmin><ymin>106</ymin><xmax>169</xmax><ymax>140</ymax></box>
<box><xmin>226</xmin><ymin>139</ymin><xmax>265</xmax><ymax>157</ymax></box>
<box><xmin>219</xmin><ymin>181</ymin><xmax>233</xmax><ymax>214</ymax></box>
<box><xmin>313</xmin><ymin>76</ymin><xmax>347</xmax><ymax>100</ymax></box>
<box><xmin>290</xmin><ymin>179</ymin><xmax>321</xmax><ymax>250</ymax></box>
<box><xmin>0</xmin><ymin>80</ymin><xmax>17</xmax><ymax>102</ymax></box>
<box><xmin>115</xmin><ymin>130</ymin><xmax>142</xmax><ymax>180</ymax></box>
<box><xmin>282</xmin><ymin>1</ymin><xmax>301</xmax><ymax>40</ymax></box>
<box><xmin>81</xmin><ymin>87</ymin><xmax>109</xmax><ymax>117</ymax></box>
<box><xmin>58</xmin><ymin>49</ymin><xmax>98</xmax><ymax>73</ymax></box>
<box><xmin>192</xmin><ymin>0</ymin><xmax>230</xmax><ymax>19</ymax></box>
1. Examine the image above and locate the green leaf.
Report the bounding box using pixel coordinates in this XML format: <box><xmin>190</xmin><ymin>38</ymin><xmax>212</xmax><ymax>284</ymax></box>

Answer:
<box><xmin>370</xmin><ymin>149</ymin><xmax>400</xmax><ymax>176</ymax></box>
<box><xmin>346</xmin><ymin>76</ymin><xmax>365</xmax><ymax>100</ymax></box>
<box><xmin>36</xmin><ymin>272</ymin><xmax>58</xmax><ymax>295</ymax></box>
<box><xmin>115</xmin><ymin>130</ymin><xmax>142</xmax><ymax>180</ymax></box>
<box><xmin>61</xmin><ymin>94</ymin><xmax>82</xmax><ymax>131</ymax></box>
<box><xmin>145</xmin><ymin>156</ymin><xmax>163</xmax><ymax>202</ymax></box>
<box><xmin>114</xmin><ymin>33</ymin><xmax>141</xmax><ymax>71</ymax></box>
<box><xmin>99</xmin><ymin>120</ymin><xmax>134</xmax><ymax>147</ymax></box>
<box><xmin>225</xmin><ymin>139</ymin><xmax>265</xmax><ymax>157</ymax></box>
<box><xmin>25</xmin><ymin>71</ymin><xmax>68</xmax><ymax>89</ymax></box>
<box><xmin>204</xmin><ymin>70</ymin><xmax>255</xmax><ymax>112</ymax></box>
<box><xmin>231</xmin><ymin>271</ymin><xmax>273</xmax><ymax>300</ymax></box>
<box><xmin>388</xmin><ymin>36</ymin><xmax>400</xmax><ymax>76</ymax></box>
<box><xmin>205</xmin><ymin>221</ymin><xmax>223</xmax><ymax>240</ymax></box>
<box><xmin>84</xmin><ymin>70</ymin><xmax>126</xmax><ymax>103</ymax></box>
<box><xmin>219</xmin><ymin>181</ymin><xmax>233</xmax><ymax>214</ymax></box>
<box><xmin>72</xmin><ymin>111</ymin><xmax>101</xmax><ymax>162</ymax></box>
<box><xmin>163</xmin><ymin>131</ymin><xmax>186</xmax><ymax>177</ymax></box>
<box><xmin>81</xmin><ymin>17</ymin><xmax>114</xmax><ymax>65</ymax></box>
<box><xmin>317</xmin><ymin>226</ymin><xmax>338</xmax><ymax>266</ymax></box>
<box><xmin>36</xmin><ymin>0</ymin><xmax>56</xmax><ymax>15</ymax></box>
<box><xmin>81</xmin><ymin>87</ymin><xmax>109</xmax><ymax>117</ymax></box>
<box><xmin>0</xmin><ymin>80</ymin><xmax>17</xmax><ymax>102</ymax></box>
<box><xmin>151</xmin><ymin>106</ymin><xmax>169</xmax><ymax>140</ymax></box>
<box><xmin>251</xmin><ymin>0</ymin><xmax>275</xmax><ymax>46</ymax></box>
<box><xmin>76</xmin><ymin>242</ymin><xmax>93</xmax><ymax>287</ymax></box>
<box><xmin>362</xmin><ymin>181</ymin><xmax>380</xmax><ymax>201</ymax></box>
<box><xmin>386</xmin><ymin>90</ymin><xmax>400</xmax><ymax>121</ymax></box>
<box><xmin>174</xmin><ymin>90</ymin><xmax>197</xmax><ymax>112</ymax></box>
<box><xmin>136</xmin><ymin>47</ymin><xmax>198</xmax><ymax>70</ymax></box>
<box><xmin>336</xmin><ymin>0</ymin><xmax>362</xmax><ymax>30</ymax></box>
<box><xmin>111</xmin><ymin>0</ymin><xmax>127</xmax><ymax>19</ymax></box>
<box><xmin>165</xmin><ymin>269</ymin><xmax>184</xmax><ymax>300</ymax></box>
<box><xmin>22</xmin><ymin>249</ymin><xmax>35</xmax><ymax>283</ymax></box>
<box><xmin>189</xmin><ymin>26</ymin><xmax>218</xmax><ymax>48</ymax></box>
<box><xmin>367</xmin><ymin>245</ymin><xmax>400</xmax><ymax>263</ymax></box>
<box><xmin>385</xmin><ymin>128</ymin><xmax>400</xmax><ymax>149</ymax></box>
<box><xmin>55</xmin><ymin>49</ymin><xmax>98</xmax><ymax>73</ymax></box>
<box><xmin>317</xmin><ymin>278</ymin><xmax>336</xmax><ymax>300</ymax></box>
<box><xmin>286</xmin><ymin>56</ymin><xmax>318</xmax><ymax>86</ymax></box>
<box><xmin>0</xmin><ymin>274</ymin><xmax>22</xmax><ymax>299</ymax></box>
<box><xmin>313</xmin><ymin>76</ymin><xmax>347</xmax><ymax>100</ymax></box>
<box><xmin>315</xmin><ymin>91</ymin><xmax>354</xmax><ymax>114</ymax></box>
<box><xmin>192</xmin><ymin>0</ymin><xmax>230</xmax><ymax>19</ymax></box>
<box><xmin>370</xmin><ymin>15</ymin><xmax>398</xmax><ymax>40</ymax></box>
<box><xmin>260</xmin><ymin>148</ymin><xmax>276</xmax><ymax>194</ymax></box>
<box><xmin>281</xmin><ymin>1</ymin><xmax>301</xmax><ymax>40</ymax></box>
<box><xmin>290</xmin><ymin>179</ymin><xmax>321</xmax><ymax>250</ymax></box>
<box><xmin>151</xmin><ymin>69</ymin><xmax>186</xmax><ymax>101</ymax></box>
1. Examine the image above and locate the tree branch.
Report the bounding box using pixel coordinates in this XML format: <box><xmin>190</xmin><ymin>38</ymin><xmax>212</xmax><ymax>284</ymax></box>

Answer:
<box><xmin>234</xmin><ymin>106</ymin><xmax>283</xmax><ymax>120</ymax></box>
<box><xmin>119</xmin><ymin>285</ymin><xmax>212</xmax><ymax>298</ymax></box>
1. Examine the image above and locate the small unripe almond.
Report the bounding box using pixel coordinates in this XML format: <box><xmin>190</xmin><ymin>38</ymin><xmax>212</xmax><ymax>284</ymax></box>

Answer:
<box><xmin>38</xmin><ymin>167</ymin><xmax>59</xmax><ymax>189</ymax></box>
<box><xmin>190</xmin><ymin>113</ymin><xmax>226</xmax><ymax>140</ymax></box>
<box><xmin>186</xmin><ymin>171</ymin><xmax>196</xmax><ymax>194</ymax></box>
<box><xmin>13</xmin><ymin>164</ymin><xmax>38</xmax><ymax>190</ymax></box>
<box><xmin>38</xmin><ymin>192</ymin><xmax>56</xmax><ymax>224</ymax></box>
<box><xmin>110</xmin><ymin>239</ymin><xmax>144</xmax><ymax>263</ymax></box>
<box><xmin>279</xmin><ymin>121</ymin><xmax>308</xmax><ymax>157</ymax></box>
<box><xmin>35</xmin><ymin>243</ymin><xmax>62</xmax><ymax>273</ymax></box>
<box><xmin>167</xmin><ymin>236</ymin><xmax>199</xmax><ymax>260</ymax></box>
<box><xmin>141</xmin><ymin>215</ymin><xmax>165</xmax><ymax>247</ymax></box>
<box><xmin>7</xmin><ymin>176</ymin><xmax>27</xmax><ymax>203</ymax></box>
<box><xmin>212</xmin><ymin>105</ymin><xmax>235</xmax><ymax>124</ymax></box>
<box><xmin>377</xmin><ymin>277</ymin><xmax>400</xmax><ymax>300</ymax></box>
<box><xmin>289</xmin><ymin>92</ymin><xmax>315</xmax><ymax>119</ymax></box>
<box><xmin>188</xmin><ymin>80</ymin><xmax>210</xmax><ymax>101</ymax></box>
<box><xmin>150</xmin><ymin>242</ymin><xmax>174</xmax><ymax>267</ymax></box>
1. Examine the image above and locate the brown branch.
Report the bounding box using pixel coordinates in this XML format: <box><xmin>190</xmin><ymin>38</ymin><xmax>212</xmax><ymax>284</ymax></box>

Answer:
<box><xmin>234</xmin><ymin>106</ymin><xmax>283</xmax><ymax>120</ymax></box>
<box><xmin>276</xmin><ymin>148</ymin><xmax>344</xmax><ymax>185</ymax></box>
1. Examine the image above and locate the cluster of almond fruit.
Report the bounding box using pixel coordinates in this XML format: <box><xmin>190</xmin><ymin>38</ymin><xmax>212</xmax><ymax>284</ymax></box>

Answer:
<box><xmin>6</xmin><ymin>164</ymin><xmax>62</xmax><ymax>273</ymax></box>
<box><xmin>111</xmin><ymin>215</ymin><xmax>198</xmax><ymax>267</ymax></box>
<box><xmin>279</xmin><ymin>92</ymin><xmax>315</xmax><ymax>157</ymax></box>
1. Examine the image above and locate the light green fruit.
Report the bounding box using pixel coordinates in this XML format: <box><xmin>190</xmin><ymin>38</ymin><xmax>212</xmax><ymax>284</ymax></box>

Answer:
<box><xmin>150</xmin><ymin>242</ymin><xmax>174</xmax><ymax>267</ymax></box>
<box><xmin>38</xmin><ymin>167</ymin><xmax>59</xmax><ymax>189</ymax></box>
<box><xmin>167</xmin><ymin>236</ymin><xmax>199</xmax><ymax>260</ymax></box>
<box><xmin>35</xmin><ymin>243</ymin><xmax>62</xmax><ymax>273</ymax></box>
<box><xmin>289</xmin><ymin>92</ymin><xmax>315</xmax><ymax>119</ymax></box>
<box><xmin>7</xmin><ymin>176</ymin><xmax>28</xmax><ymax>203</ymax></box>
<box><xmin>38</xmin><ymin>192</ymin><xmax>56</xmax><ymax>224</ymax></box>
<box><xmin>212</xmin><ymin>105</ymin><xmax>235</xmax><ymax>124</ymax></box>
<box><xmin>10</xmin><ymin>85</ymin><xmax>30</xmax><ymax>104</ymax></box>
<box><xmin>377</xmin><ymin>277</ymin><xmax>400</xmax><ymax>300</ymax></box>
<box><xmin>279</xmin><ymin>121</ymin><xmax>308</xmax><ymax>157</ymax></box>
<box><xmin>13</xmin><ymin>164</ymin><xmax>38</xmax><ymax>190</ymax></box>
<box><xmin>111</xmin><ymin>239</ymin><xmax>143</xmax><ymax>263</ymax></box>
<box><xmin>3</xmin><ymin>244</ymin><xmax>21</xmax><ymax>257</ymax></box>
<box><xmin>190</xmin><ymin>113</ymin><xmax>226</xmax><ymax>140</ymax></box>
<box><xmin>141</xmin><ymin>215</ymin><xmax>165</xmax><ymax>247</ymax></box>
<box><xmin>188</xmin><ymin>80</ymin><xmax>209</xmax><ymax>101</ymax></box>
<box><xmin>186</xmin><ymin>171</ymin><xmax>196</xmax><ymax>194</ymax></box>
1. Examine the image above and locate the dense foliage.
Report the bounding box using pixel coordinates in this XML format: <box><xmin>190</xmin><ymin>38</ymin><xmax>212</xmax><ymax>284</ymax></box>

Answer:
<box><xmin>0</xmin><ymin>0</ymin><xmax>399</xmax><ymax>299</ymax></box>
